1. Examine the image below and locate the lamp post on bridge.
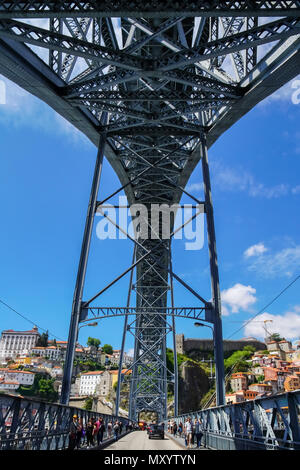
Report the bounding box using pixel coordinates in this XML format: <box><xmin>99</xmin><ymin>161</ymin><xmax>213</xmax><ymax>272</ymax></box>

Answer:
<box><xmin>194</xmin><ymin>321</ymin><xmax>217</xmax><ymax>397</ymax></box>
<box><xmin>71</xmin><ymin>321</ymin><xmax>99</xmax><ymax>383</ymax></box>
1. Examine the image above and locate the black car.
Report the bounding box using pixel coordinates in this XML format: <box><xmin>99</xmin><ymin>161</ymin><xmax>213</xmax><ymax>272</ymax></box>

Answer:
<box><xmin>148</xmin><ymin>424</ymin><xmax>164</xmax><ymax>439</ymax></box>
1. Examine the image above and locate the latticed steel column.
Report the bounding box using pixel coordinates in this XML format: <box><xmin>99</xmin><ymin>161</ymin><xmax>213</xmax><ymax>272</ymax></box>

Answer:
<box><xmin>129</xmin><ymin>233</ymin><xmax>171</xmax><ymax>422</ymax></box>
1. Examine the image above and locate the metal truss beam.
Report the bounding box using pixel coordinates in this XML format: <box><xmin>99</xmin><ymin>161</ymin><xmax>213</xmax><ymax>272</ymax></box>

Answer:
<box><xmin>0</xmin><ymin>1</ymin><xmax>300</xmax><ymax>19</ymax></box>
<box><xmin>0</xmin><ymin>19</ymin><xmax>145</xmax><ymax>71</ymax></box>
<box><xmin>156</xmin><ymin>17</ymin><xmax>300</xmax><ymax>72</ymax></box>
<box><xmin>80</xmin><ymin>306</ymin><xmax>209</xmax><ymax>322</ymax></box>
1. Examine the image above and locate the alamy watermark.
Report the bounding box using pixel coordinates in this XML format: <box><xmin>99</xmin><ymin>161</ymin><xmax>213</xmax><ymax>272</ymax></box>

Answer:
<box><xmin>0</xmin><ymin>80</ymin><xmax>6</xmax><ymax>105</ymax></box>
<box><xmin>95</xmin><ymin>196</ymin><xmax>204</xmax><ymax>251</ymax></box>
<box><xmin>291</xmin><ymin>79</ymin><xmax>300</xmax><ymax>105</ymax></box>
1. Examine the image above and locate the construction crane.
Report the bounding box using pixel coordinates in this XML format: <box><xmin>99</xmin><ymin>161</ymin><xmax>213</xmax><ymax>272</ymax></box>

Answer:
<box><xmin>229</xmin><ymin>319</ymin><xmax>273</xmax><ymax>343</ymax></box>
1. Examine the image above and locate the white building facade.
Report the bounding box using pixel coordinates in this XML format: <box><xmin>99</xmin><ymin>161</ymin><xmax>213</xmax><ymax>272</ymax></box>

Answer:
<box><xmin>95</xmin><ymin>370</ymin><xmax>112</xmax><ymax>397</ymax></box>
<box><xmin>31</xmin><ymin>346</ymin><xmax>61</xmax><ymax>360</ymax></box>
<box><xmin>79</xmin><ymin>371</ymin><xmax>104</xmax><ymax>396</ymax></box>
<box><xmin>0</xmin><ymin>327</ymin><xmax>40</xmax><ymax>359</ymax></box>
<box><xmin>0</xmin><ymin>369</ymin><xmax>35</xmax><ymax>386</ymax></box>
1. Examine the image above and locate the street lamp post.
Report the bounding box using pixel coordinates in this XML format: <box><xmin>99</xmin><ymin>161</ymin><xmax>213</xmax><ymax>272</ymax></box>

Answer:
<box><xmin>77</xmin><ymin>321</ymin><xmax>98</xmax><ymax>359</ymax></box>
<box><xmin>77</xmin><ymin>321</ymin><xmax>98</xmax><ymax>336</ymax></box>
<box><xmin>70</xmin><ymin>321</ymin><xmax>99</xmax><ymax>383</ymax></box>
<box><xmin>194</xmin><ymin>321</ymin><xmax>216</xmax><ymax>386</ymax></box>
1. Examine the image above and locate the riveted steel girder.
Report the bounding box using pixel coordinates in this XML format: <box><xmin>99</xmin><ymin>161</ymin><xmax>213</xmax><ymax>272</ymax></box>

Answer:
<box><xmin>0</xmin><ymin>1</ymin><xmax>300</xmax><ymax>19</ymax></box>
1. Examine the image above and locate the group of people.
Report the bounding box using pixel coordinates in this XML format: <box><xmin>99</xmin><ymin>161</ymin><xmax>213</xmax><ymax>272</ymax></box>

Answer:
<box><xmin>68</xmin><ymin>415</ymin><xmax>128</xmax><ymax>450</ymax></box>
<box><xmin>168</xmin><ymin>417</ymin><xmax>203</xmax><ymax>449</ymax></box>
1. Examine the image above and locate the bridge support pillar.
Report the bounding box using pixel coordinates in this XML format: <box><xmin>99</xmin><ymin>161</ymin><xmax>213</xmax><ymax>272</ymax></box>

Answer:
<box><xmin>60</xmin><ymin>131</ymin><xmax>107</xmax><ymax>405</ymax></box>
<box><xmin>200</xmin><ymin>136</ymin><xmax>225</xmax><ymax>407</ymax></box>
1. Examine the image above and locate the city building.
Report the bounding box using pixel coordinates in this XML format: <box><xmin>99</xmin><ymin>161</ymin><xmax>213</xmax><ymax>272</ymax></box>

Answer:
<box><xmin>243</xmin><ymin>390</ymin><xmax>259</xmax><ymax>401</ymax></box>
<box><xmin>110</xmin><ymin>369</ymin><xmax>132</xmax><ymax>389</ymax></box>
<box><xmin>284</xmin><ymin>374</ymin><xmax>300</xmax><ymax>392</ymax></box>
<box><xmin>230</xmin><ymin>373</ymin><xmax>248</xmax><ymax>392</ymax></box>
<box><xmin>225</xmin><ymin>391</ymin><xmax>245</xmax><ymax>405</ymax></box>
<box><xmin>14</xmin><ymin>356</ymin><xmax>32</xmax><ymax>366</ymax></box>
<box><xmin>0</xmin><ymin>379</ymin><xmax>19</xmax><ymax>392</ymax></box>
<box><xmin>248</xmin><ymin>383</ymin><xmax>273</xmax><ymax>395</ymax></box>
<box><xmin>111</xmin><ymin>350</ymin><xmax>133</xmax><ymax>367</ymax></box>
<box><xmin>79</xmin><ymin>370</ymin><xmax>104</xmax><ymax>396</ymax></box>
<box><xmin>95</xmin><ymin>370</ymin><xmax>112</xmax><ymax>397</ymax></box>
<box><xmin>31</xmin><ymin>346</ymin><xmax>61</xmax><ymax>361</ymax></box>
<box><xmin>48</xmin><ymin>365</ymin><xmax>63</xmax><ymax>378</ymax></box>
<box><xmin>58</xmin><ymin>377</ymin><xmax>80</xmax><ymax>397</ymax></box>
<box><xmin>0</xmin><ymin>327</ymin><xmax>40</xmax><ymax>359</ymax></box>
<box><xmin>0</xmin><ymin>369</ymin><xmax>35</xmax><ymax>386</ymax></box>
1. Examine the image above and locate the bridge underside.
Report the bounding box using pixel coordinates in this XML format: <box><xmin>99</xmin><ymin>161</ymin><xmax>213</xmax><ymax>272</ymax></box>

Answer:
<box><xmin>1</xmin><ymin>2</ymin><xmax>300</xmax><ymax>421</ymax></box>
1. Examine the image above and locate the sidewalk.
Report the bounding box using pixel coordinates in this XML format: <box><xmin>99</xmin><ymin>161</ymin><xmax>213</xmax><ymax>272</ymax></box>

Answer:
<box><xmin>165</xmin><ymin>432</ymin><xmax>209</xmax><ymax>451</ymax></box>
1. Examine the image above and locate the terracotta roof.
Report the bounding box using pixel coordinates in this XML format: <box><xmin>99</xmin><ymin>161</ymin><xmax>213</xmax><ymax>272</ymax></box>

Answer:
<box><xmin>109</xmin><ymin>369</ymin><xmax>132</xmax><ymax>375</ymax></box>
<box><xmin>0</xmin><ymin>381</ymin><xmax>19</xmax><ymax>385</ymax></box>
<box><xmin>0</xmin><ymin>369</ymin><xmax>33</xmax><ymax>374</ymax></box>
<box><xmin>81</xmin><ymin>371</ymin><xmax>104</xmax><ymax>376</ymax></box>
<box><xmin>249</xmin><ymin>383</ymin><xmax>271</xmax><ymax>388</ymax></box>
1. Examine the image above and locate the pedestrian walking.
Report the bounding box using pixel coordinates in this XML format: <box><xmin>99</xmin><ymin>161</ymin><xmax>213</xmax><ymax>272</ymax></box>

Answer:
<box><xmin>113</xmin><ymin>421</ymin><xmax>120</xmax><ymax>441</ymax></box>
<box><xmin>85</xmin><ymin>418</ymin><xmax>95</xmax><ymax>448</ymax></box>
<box><xmin>119</xmin><ymin>420</ymin><xmax>123</xmax><ymax>435</ymax></box>
<box><xmin>184</xmin><ymin>417</ymin><xmax>193</xmax><ymax>449</ymax></box>
<box><xmin>68</xmin><ymin>415</ymin><xmax>79</xmax><ymax>451</ymax></box>
<box><xmin>178</xmin><ymin>422</ymin><xmax>183</xmax><ymax>437</ymax></box>
<box><xmin>76</xmin><ymin>417</ymin><xmax>84</xmax><ymax>449</ymax></box>
<box><xmin>173</xmin><ymin>421</ymin><xmax>177</xmax><ymax>436</ymax></box>
<box><xmin>192</xmin><ymin>418</ymin><xmax>197</xmax><ymax>446</ymax></box>
<box><xmin>97</xmin><ymin>418</ymin><xmax>105</xmax><ymax>445</ymax></box>
<box><xmin>94</xmin><ymin>417</ymin><xmax>101</xmax><ymax>446</ymax></box>
<box><xmin>195</xmin><ymin>417</ymin><xmax>204</xmax><ymax>448</ymax></box>
<box><xmin>107</xmin><ymin>420</ymin><xmax>113</xmax><ymax>438</ymax></box>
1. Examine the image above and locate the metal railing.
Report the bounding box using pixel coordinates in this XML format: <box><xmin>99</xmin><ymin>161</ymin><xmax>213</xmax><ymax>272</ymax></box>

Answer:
<box><xmin>0</xmin><ymin>393</ymin><xmax>135</xmax><ymax>450</ymax></box>
<box><xmin>165</xmin><ymin>390</ymin><xmax>300</xmax><ymax>450</ymax></box>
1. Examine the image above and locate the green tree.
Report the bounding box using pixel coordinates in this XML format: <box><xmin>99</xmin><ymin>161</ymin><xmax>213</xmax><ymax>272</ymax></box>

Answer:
<box><xmin>102</xmin><ymin>344</ymin><xmax>113</xmax><ymax>355</ymax></box>
<box><xmin>243</xmin><ymin>345</ymin><xmax>256</xmax><ymax>353</ymax></box>
<box><xmin>256</xmin><ymin>375</ymin><xmax>265</xmax><ymax>383</ymax></box>
<box><xmin>18</xmin><ymin>373</ymin><xmax>58</xmax><ymax>402</ymax></box>
<box><xmin>37</xmin><ymin>378</ymin><xmax>58</xmax><ymax>401</ymax></box>
<box><xmin>224</xmin><ymin>347</ymin><xmax>253</xmax><ymax>373</ymax></box>
<box><xmin>87</xmin><ymin>337</ymin><xmax>101</xmax><ymax>350</ymax></box>
<box><xmin>36</xmin><ymin>331</ymin><xmax>49</xmax><ymax>347</ymax></box>
<box><xmin>84</xmin><ymin>397</ymin><xmax>93</xmax><ymax>411</ymax></box>
<box><xmin>269</xmin><ymin>333</ymin><xmax>284</xmax><ymax>342</ymax></box>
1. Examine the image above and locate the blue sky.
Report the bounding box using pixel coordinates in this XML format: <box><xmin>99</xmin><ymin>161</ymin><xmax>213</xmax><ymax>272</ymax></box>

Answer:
<box><xmin>0</xmin><ymin>73</ymin><xmax>300</xmax><ymax>355</ymax></box>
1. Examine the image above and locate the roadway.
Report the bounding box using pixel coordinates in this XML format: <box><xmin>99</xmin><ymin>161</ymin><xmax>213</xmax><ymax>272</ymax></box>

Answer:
<box><xmin>104</xmin><ymin>430</ymin><xmax>184</xmax><ymax>451</ymax></box>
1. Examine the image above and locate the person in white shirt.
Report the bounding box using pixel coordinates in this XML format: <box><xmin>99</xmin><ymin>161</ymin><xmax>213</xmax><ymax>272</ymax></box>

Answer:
<box><xmin>184</xmin><ymin>417</ymin><xmax>193</xmax><ymax>449</ymax></box>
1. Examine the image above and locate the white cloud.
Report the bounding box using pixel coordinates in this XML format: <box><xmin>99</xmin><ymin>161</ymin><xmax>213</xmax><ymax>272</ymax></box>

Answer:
<box><xmin>244</xmin><ymin>307</ymin><xmax>300</xmax><ymax>341</ymax></box>
<box><xmin>185</xmin><ymin>182</ymin><xmax>204</xmax><ymax>193</ymax></box>
<box><xmin>292</xmin><ymin>185</ymin><xmax>300</xmax><ymax>195</ymax></box>
<box><xmin>221</xmin><ymin>283</ymin><xmax>257</xmax><ymax>316</ymax></box>
<box><xmin>248</xmin><ymin>183</ymin><xmax>289</xmax><ymax>199</ymax></box>
<box><xmin>210</xmin><ymin>160</ymin><xmax>290</xmax><ymax>199</ymax></box>
<box><xmin>244</xmin><ymin>243</ymin><xmax>268</xmax><ymax>259</ymax></box>
<box><xmin>0</xmin><ymin>75</ymin><xmax>89</xmax><ymax>145</ymax></box>
<box><xmin>247</xmin><ymin>244</ymin><xmax>300</xmax><ymax>278</ymax></box>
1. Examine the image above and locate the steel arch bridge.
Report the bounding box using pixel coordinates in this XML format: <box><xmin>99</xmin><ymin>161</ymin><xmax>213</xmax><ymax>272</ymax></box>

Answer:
<box><xmin>1</xmin><ymin>2</ymin><xmax>300</xmax><ymax>423</ymax></box>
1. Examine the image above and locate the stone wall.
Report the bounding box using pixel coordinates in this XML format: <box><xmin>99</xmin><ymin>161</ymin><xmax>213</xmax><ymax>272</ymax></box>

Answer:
<box><xmin>178</xmin><ymin>361</ymin><xmax>210</xmax><ymax>414</ymax></box>
<box><xmin>176</xmin><ymin>334</ymin><xmax>266</xmax><ymax>355</ymax></box>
